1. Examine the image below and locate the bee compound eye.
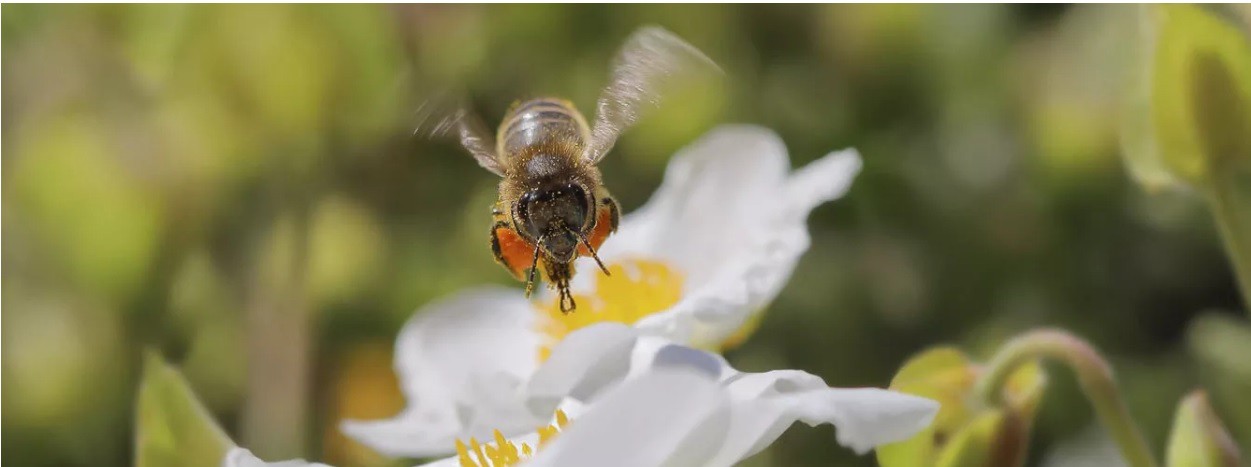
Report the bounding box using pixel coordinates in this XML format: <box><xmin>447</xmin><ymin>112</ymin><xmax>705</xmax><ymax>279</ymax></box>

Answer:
<box><xmin>567</xmin><ymin>184</ymin><xmax>589</xmax><ymax>214</ymax></box>
<box><xmin>516</xmin><ymin>190</ymin><xmax>542</xmax><ymax>239</ymax></box>
<box><xmin>562</xmin><ymin>185</ymin><xmax>589</xmax><ymax>228</ymax></box>
<box><xmin>566</xmin><ymin>184</ymin><xmax>587</xmax><ymax>201</ymax></box>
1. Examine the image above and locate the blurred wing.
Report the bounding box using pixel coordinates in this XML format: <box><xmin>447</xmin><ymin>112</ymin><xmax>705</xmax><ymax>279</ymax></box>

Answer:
<box><xmin>414</xmin><ymin>95</ymin><xmax>505</xmax><ymax>176</ymax></box>
<box><xmin>585</xmin><ymin>26</ymin><xmax>720</xmax><ymax>164</ymax></box>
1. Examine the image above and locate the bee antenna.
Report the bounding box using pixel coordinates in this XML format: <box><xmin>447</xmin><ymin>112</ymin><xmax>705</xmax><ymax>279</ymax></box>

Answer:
<box><xmin>572</xmin><ymin>227</ymin><xmax>611</xmax><ymax>276</ymax></box>
<box><xmin>525</xmin><ymin>235</ymin><xmax>543</xmax><ymax>298</ymax></box>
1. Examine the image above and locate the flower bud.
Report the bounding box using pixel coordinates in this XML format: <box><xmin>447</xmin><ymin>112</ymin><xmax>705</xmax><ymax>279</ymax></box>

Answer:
<box><xmin>877</xmin><ymin>347</ymin><xmax>1046</xmax><ymax>467</ymax></box>
<box><xmin>1121</xmin><ymin>5</ymin><xmax>1251</xmax><ymax>192</ymax></box>
<box><xmin>1166</xmin><ymin>390</ymin><xmax>1242</xmax><ymax>467</ymax></box>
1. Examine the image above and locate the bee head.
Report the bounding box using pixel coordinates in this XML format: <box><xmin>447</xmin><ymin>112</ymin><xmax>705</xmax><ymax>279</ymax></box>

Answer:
<box><xmin>517</xmin><ymin>182</ymin><xmax>591</xmax><ymax>262</ymax></box>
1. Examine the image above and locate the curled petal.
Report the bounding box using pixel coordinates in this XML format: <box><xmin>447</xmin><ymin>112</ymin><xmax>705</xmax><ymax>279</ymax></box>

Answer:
<box><xmin>527</xmin><ymin>324</ymin><xmax>733</xmax><ymax>408</ymax></box>
<box><xmin>783</xmin><ymin>148</ymin><xmax>862</xmax><ymax>219</ymax></box>
<box><xmin>525</xmin><ymin>323</ymin><xmax>639</xmax><ymax>413</ymax></box>
<box><xmin>596</xmin><ymin>125</ymin><xmax>790</xmax><ymax>286</ymax></box>
<box><xmin>713</xmin><ymin>372</ymin><xmax>940</xmax><ymax>462</ymax></box>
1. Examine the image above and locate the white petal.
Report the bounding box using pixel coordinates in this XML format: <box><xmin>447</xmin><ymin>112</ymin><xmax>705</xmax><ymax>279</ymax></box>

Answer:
<box><xmin>597</xmin><ymin>125</ymin><xmax>790</xmax><ymax>286</ymax></box>
<box><xmin>611</xmin><ymin>126</ymin><xmax>863</xmax><ymax>347</ymax></box>
<box><xmin>527</xmin><ymin>325</ymin><xmax>733</xmax><ymax>409</ymax></box>
<box><xmin>647</xmin><ymin>343</ymin><xmax>728</xmax><ymax>379</ymax></box>
<box><xmin>783</xmin><ymin>148</ymin><xmax>862</xmax><ymax>219</ymax></box>
<box><xmin>524</xmin><ymin>369</ymin><xmax>729</xmax><ymax>467</ymax></box>
<box><xmin>806</xmin><ymin>388</ymin><xmax>938</xmax><ymax>454</ymax></box>
<box><xmin>703</xmin><ymin>371</ymin><xmax>939</xmax><ymax>465</ymax></box>
<box><xmin>524</xmin><ymin>323</ymin><xmax>639</xmax><ymax>412</ymax></box>
<box><xmin>341</xmin><ymin>287</ymin><xmax>545</xmax><ymax>457</ymax></box>
<box><xmin>222</xmin><ymin>447</ymin><xmax>331</xmax><ymax>467</ymax></box>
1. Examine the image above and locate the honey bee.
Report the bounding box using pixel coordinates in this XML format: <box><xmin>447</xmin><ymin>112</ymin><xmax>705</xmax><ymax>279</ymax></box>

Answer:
<box><xmin>424</xmin><ymin>26</ymin><xmax>718</xmax><ymax>312</ymax></box>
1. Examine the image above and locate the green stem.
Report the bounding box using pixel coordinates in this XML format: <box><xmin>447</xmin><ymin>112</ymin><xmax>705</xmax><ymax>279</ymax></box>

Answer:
<box><xmin>975</xmin><ymin>329</ymin><xmax>1158</xmax><ymax>467</ymax></box>
<box><xmin>1205</xmin><ymin>166</ymin><xmax>1251</xmax><ymax>315</ymax></box>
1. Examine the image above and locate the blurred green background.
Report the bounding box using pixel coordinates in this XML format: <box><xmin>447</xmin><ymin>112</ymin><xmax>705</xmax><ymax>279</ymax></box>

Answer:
<box><xmin>3</xmin><ymin>4</ymin><xmax>1248</xmax><ymax>467</ymax></box>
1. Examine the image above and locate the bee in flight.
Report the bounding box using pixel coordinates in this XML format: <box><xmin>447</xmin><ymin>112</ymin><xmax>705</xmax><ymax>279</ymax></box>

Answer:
<box><xmin>424</xmin><ymin>26</ymin><xmax>718</xmax><ymax>313</ymax></box>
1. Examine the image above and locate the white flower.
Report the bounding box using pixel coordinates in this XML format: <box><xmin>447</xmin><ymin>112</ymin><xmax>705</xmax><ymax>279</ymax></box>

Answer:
<box><xmin>422</xmin><ymin>323</ymin><xmax>939</xmax><ymax>467</ymax></box>
<box><xmin>222</xmin><ymin>447</ymin><xmax>330</xmax><ymax>467</ymax></box>
<box><xmin>588</xmin><ymin>124</ymin><xmax>862</xmax><ymax>348</ymax></box>
<box><xmin>342</xmin><ymin>125</ymin><xmax>864</xmax><ymax>457</ymax></box>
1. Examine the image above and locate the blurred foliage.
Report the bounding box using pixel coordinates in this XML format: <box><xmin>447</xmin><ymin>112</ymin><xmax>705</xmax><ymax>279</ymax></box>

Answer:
<box><xmin>3</xmin><ymin>4</ymin><xmax>1250</xmax><ymax>467</ymax></box>
<box><xmin>134</xmin><ymin>352</ymin><xmax>233</xmax><ymax>467</ymax></box>
<box><xmin>1187</xmin><ymin>314</ymin><xmax>1251</xmax><ymax>453</ymax></box>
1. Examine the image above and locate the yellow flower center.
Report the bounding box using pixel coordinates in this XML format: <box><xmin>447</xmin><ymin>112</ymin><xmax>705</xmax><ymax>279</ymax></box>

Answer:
<box><xmin>535</xmin><ymin>258</ymin><xmax>684</xmax><ymax>361</ymax></box>
<box><xmin>456</xmin><ymin>410</ymin><xmax>570</xmax><ymax>467</ymax></box>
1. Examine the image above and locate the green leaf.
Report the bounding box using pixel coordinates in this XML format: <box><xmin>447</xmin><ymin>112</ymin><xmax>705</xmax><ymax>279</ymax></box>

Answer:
<box><xmin>135</xmin><ymin>350</ymin><xmax>233</xmax><ymax>467</ymax></box>
<box><xmin>1166</xmin><ymin>390</ymin><xmax>1242</xmax><ymax>467</ymax></box>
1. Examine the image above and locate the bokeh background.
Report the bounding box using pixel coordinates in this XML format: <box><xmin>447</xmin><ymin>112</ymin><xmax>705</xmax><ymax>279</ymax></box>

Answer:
<box><xmin>3</xmin><ymin>4</ymin><xmax>1249</xmax><ymax>467</ymax></box>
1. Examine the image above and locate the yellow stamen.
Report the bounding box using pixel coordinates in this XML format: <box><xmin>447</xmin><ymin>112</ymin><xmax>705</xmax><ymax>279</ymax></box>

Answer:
<box><xmin>456</xmin><ymin>440</ymin><xmax>477</xmax><ymax>467</ymax></box>
<box><xmin>456</xmin><ymin>409</ymin><xmax>570</xmax><ymax>467</ymax></box>
<box><xmin>492</xmin><ymin>430</ymin><xmax>515</xmax><ymax>461</ymax></box>
<box><xmin>555</xmin><ymin>409</ymin><xmax>569</xmax><ymax>429</ymax></box>
<box><xmin>470</xmin><ymin>437</ymin><xmax>488</xmax><ymax>466</ymax></box>
<box><xmin>536</xmin><ymin>259</ymin><xmax>684</xmax><ymax>361</ymax></box>
<box><xmin>536</xmin><ymin>424</ymin><xmax>560</xmax><ymax>446</ymax></box>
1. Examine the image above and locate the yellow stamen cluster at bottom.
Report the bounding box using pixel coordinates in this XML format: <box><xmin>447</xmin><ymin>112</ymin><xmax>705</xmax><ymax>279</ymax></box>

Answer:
<box><xmin>535</xmin><ymin>259</ymin><xmax>684</xmax><ymax>362</ymax></box>
<box><xmin>456</xmin><ymin>410</ymin><xmax>570</xmax><ymax>467</ymax></box>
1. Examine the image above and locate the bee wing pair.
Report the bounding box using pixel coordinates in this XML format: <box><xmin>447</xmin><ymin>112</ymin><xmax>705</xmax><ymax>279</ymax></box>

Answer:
<box><xmin>417</xmin><ymin>26</ymin><xmax>720</xmax><ymax>172</ymax></box>
<box><xmin>413</xmin><ymin>97</ymin><xmax>506</xmax><ymax>175</ymax></box>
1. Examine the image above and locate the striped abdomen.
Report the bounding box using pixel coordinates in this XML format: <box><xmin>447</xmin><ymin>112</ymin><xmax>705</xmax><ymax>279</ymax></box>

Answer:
<box><xmin>496</xmin><ymin>98</ymin><xmax>591</xmax><ymax>159</ymax></box>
